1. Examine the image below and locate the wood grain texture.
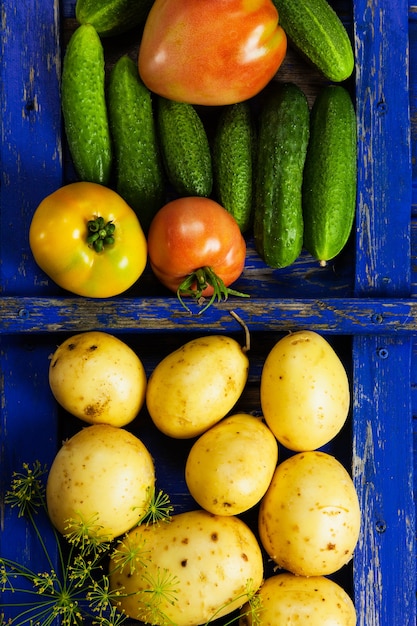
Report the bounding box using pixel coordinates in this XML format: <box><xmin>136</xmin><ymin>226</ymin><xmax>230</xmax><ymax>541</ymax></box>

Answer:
<box><xmin>0</xmin><ymin>1</ymin><xmax>64</xmax><ymax>296</ymax></box>
<box><xmin>2</xmin><ymin>296</ymin><xmax>417</xmax><ymax>334</ymax></box>
<box><xmin>0</xmin><ymin>1</ymin><xmax>416</xmax><ymax>624</ymax></box>
<box><xmin>352</xmin><ymin>336</ymin><xmax>416</xmax><ymax>625</ymax></box>
<box><xmin>352</xmin><ymin>2</ymin><xmax>416</xmax><ymax>623</ymax></box>
<box><xmin>354</xmin><ymin>0</ymin><xmax>412</xmax><ymax>296</ymax></box>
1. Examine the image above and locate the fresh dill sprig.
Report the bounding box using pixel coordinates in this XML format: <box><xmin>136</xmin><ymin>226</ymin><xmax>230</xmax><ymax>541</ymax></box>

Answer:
<box><xmin>64</xmin><ymin>513</ymin><xmax>112</xmax><ymax>556</ymax></box>
<box><xmin>134</xmin><ymin>568</ymin><xmax>180</xmax><ymax>626</ymax></box>
<box><xmin>140</xmin><ymin>567</ymin><xmax>180</xmax><ymax>610</ymax></box>
<box><xmin>4</xmin><ymin>460</ymin><xmax>48</xmax><ymax>517</ymax></box>
<box><xmin>86</xmin><ymin>575</ymin><xmax>124</xmax><ymax>615</ymax></box>
<box><xmin>204</xmin><ymin>578</ymin><xmax>263</xmax><ymax>626</ymax></box>
<box><xmin>2</xmin><ymin>462</ymin><xmax>263</xmax><ymax>626</ymax></box>
<box><xmin>110</xmin><ymin>531</ymin><xmax>150</xmax><ymax>578</ymax></box>
<box><xmin>1</xmin><ymin>462</ymin><xmax>125</xmax><ymax>625</ymax></box>
<box><xmin>90</xmin><ymin>604</ymin><xmax>127</xmax><ymax>626</ymax></box>
<box><xmin>140</xmin><ymin>486</ymin><xmax>174</xmax><ymax>526</ymax></box>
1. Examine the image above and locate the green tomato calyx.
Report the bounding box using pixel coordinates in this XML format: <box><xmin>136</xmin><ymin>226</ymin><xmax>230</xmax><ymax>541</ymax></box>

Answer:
<box><xmin>177</xmin><ymin>266</ymin><xmax>249</xmax><ymax>315</ymax></box>
<box><xmin>87</xmin><ymin>216</ymin><xmax>115</xmax><ymax>252</ymax></box>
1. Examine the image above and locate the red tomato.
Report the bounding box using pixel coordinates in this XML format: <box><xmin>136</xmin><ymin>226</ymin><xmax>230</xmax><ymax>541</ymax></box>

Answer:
<box><xmin>147</xmin><ymin>197</ymin><xmax>247</xmax><ymax>311</ymax></box>
<box><xmin>138</xmin><ymin>0</ymin><xmax>287</xmax><ymax>106</ymax></box>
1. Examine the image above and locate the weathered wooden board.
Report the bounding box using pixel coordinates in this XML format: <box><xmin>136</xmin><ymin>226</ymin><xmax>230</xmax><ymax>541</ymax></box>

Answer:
<box><xmin>0</xmin><ymin>1</ymin><xmax>416</xmax><ymax>625</ymax></box>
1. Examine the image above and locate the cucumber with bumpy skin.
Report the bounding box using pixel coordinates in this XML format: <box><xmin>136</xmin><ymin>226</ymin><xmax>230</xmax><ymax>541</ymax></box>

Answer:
<box><xmin>61</xmin><ymin>24</ymin><xmax>112</xmax><ymax>185</ymax></box>
<box><xmin>108</xmin><ymin>55</ymin><xmax>165</xmax><ymax>233</ymax></box>
<box><xmin>156</xmin><ymin>98</ymin><xmax>213</xmax><ymax>198</ymax></box>
<box><xmin>302</xmin><ymin>85</ymin><xmax>357</xmax><ymax>265</ymax></box>
<box><xmin>212</xmin><ymin>102</ymin><xmax>255</xmax><ymax>233</ymax></box>
<box><xmin>76</xmin><ymin>0</ymin><xmax>154</xmax><ymax>37</ymax></box>
<box><xmin>272</xmin><ymin>0</ymin><xmax>354</xmax><ymax>82</ymax></box>
<box><xmin>254</xmin><ymin>82</ymin><xmax>310</xmax><ymax>269</ymax></box>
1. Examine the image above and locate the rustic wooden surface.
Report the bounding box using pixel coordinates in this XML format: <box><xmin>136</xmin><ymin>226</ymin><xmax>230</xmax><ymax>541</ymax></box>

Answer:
<box><xmin>2</xmin><ymin>296</ymin><xmax>417</xmax><ymax>335</ymax></box>
<box><xmin>0</xmin><ymin>1</ymin><xmax>416</xmax><ymax>625</ymax></box>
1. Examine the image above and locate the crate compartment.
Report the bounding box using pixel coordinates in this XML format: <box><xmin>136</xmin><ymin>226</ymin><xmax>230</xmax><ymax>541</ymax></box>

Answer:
<box><xmin>0</xmin><ymin>0</ymin><xmax>358</xmax><ymax>301</ymax></box>
<box><xmin>1</xmin><ymin>330</ymin><xmax>355</xmax><ymax>621</ymax></box>
<box><xmin>1</xmin><ymin>329</ymin><xmax>415</xmax><ymax>624</ymax></box>
<box><xmin>0</xmin><ymin>1</ymin><xmax>412</xmax><ymax>306</ymax></box>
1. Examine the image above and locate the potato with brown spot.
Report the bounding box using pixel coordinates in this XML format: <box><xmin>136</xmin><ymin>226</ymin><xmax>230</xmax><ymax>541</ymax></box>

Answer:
<box><xmin>239</xmin><ymin>573</ymin><xmax>356</xmax><ymax>625</ymax></box>
<box><xmin>185</xmin><ymin>413</ymin><xmax>278</xmax><ymax>515</ymax></box>
<box><xmin>258</xmin><ymin>451</ymin><xmax>360</xmax><ymax>576</ymax></box>
<box><xmin>146</xmin><ymin>335</ymin><xmax>249</xmax><ymax>438</ymax></box>
<box><xmin>49</xmin><ymin>331</ymin><xmax>147</xmax><ymax>427</ymax></box>
<box><xmin>260</xmin><ymin>330</ymin><xmax>350</xmax><ymax>451</ymax></box>
<box><xmin>46</xmin><ymin>424</ymin><xmax>155</xmax><ymax>541</ymax></box>
<box><xmin>109</xmin><ymin>509</ymin><xmax>263</xmax><ymax>625</ymax></box>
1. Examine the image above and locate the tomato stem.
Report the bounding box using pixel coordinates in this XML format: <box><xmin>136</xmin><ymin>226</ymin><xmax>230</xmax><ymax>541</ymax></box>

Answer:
<box><xmin>86</xmin><ymin>216</ymin><xmax>115</xmax><ymax>253</ymax></box>
<box><xmin>177</xmin><ymin>266</ymin><xmax>249</xmax><ymax>315</ymax></box>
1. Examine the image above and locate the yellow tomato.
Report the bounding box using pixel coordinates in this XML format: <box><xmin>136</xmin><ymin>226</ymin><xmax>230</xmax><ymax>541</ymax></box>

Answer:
<box><xmin>49</xmin><ymin>331</ymin><xmax>147</xmax><ymax>427</ymax></box>
<box><xmin>29</xmin><ymin>181</ymin><xmax>147</xmax><ymax>297</ymax></box>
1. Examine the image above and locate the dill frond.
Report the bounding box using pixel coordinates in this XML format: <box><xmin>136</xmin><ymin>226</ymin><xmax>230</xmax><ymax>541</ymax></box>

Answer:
<box><xmin>140</xmin><ymin>566</ymin><xmax>180</xmax><ymax>608</ymax></box>
<box><xmin>110</xmin><ymin>532</ymin><xmax>149</xmax><ymax>577</ymax></box>
<box><xmin>64</xmin><ymin>512</ymin><xmax>112</xmax><ymax>556</ymax></box>
<box><xmin>140</xmin><ymin>487</ymin><xmax>174</xmax><ymax>526</ymax></box>
<box><xmin>204</xmin><ymin>578</ymin><xmax>263</xmax><ymax>626</ymax></box>
<box><xmin>68</xmin><ymin>553</ymin><xmax>101</xmax><ymax>588</ymax></box>
<box><xmin>86</xmin><ymin>574</ymin><xmax>124</xmax><ymax>613</ymax></box>
<box><xmin>129</xmin><ymin>566</ymin><xmax>180</xmax><ymax>626</ymax></box>
<box><xmin>4</xmin><ymin>461</ymin><xmax>48</xmax><ymax>517</ymax></box>
<box><xmin>1</xmin><ymin>462</ymin><xmax>124</xmax><ymax>625</ymax></box>
<box><xmin>90</xmin><ymin>604</ymin><xmax>128</xmax><ymax>626</ymax></box>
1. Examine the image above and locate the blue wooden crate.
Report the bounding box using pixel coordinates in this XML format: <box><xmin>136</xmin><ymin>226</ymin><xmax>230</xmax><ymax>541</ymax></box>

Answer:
<box><xmin>0</xmin><ymin>1</ymin><xmax>416</xmax><ymax>624</ymax></box>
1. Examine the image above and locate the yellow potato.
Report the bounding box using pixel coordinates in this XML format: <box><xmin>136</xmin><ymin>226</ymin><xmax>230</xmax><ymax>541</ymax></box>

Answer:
<box><xmin>239</xmin><ymin>573</ymin><xmax>357</xmax><ymax>625</ymax></box>
<box><xmin>49</xmin><ymin>331</ymin><xmax>147</xmax><ymax>427</ymax></box>
<box><xmin>260</xmin><ymin>330</ymin><xmax>350</xmax><ymax>451</ymax></box>
<box><xmin>185</xmin><ymin>413</ymin><xmax>278</xmax><ymax>515</ymax></box>
<box><xmin>258</xmin><ymin>451</ymin><xmax>360</xmax><ymax>576</ymax></box>
<box><xmin>46</xmin><ymin>424</ymin><xmax>155</xmax><ymax>540</ymax></box>
<box><xmin>146</xmin><ymin>335</ymin><xmax>249</xmax><ymax>438</ymax></box>
<box><xmin>109</xmin><ymin>509</ymin><xmax>264</xmax><ymax>626</ymax></box>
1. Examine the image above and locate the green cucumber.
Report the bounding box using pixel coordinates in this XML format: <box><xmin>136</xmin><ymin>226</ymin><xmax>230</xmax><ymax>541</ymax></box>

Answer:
<box><xmin>272</xmin><ymin>0</ymin><xmax>354</xmax><ymax>82</ymax></box>
<box><xmin>302</xmin><ymin>85</ymin><xmax>357</xmax><ymax>265</ymax></box>
<box><xmin>156</xmin><ymin>98</ymin><xmax>212</xmax><ymax>197</ymax></box>
<box><xmin>61</xmin><ymin>24</ymin><xmax>112</xmax><ymax>185</ymax></box>
<box><xmin>212</xmin><ymin>102</ymin><xmax>255</xmax><ymax>233</ymax></box>
<box><xmin>75</xmin><ymin>0</ymin><xmax>154</xmax><ymax>37</ymax></box>
<box><xmin>254</xmin><ymin>82</ymin><xmax>310</xmax><ymax>269</ymax></box>
<box><xmin>108</xmin><ymin>55</ymin><xmax>165</xmax><ymax>233</ymax></box>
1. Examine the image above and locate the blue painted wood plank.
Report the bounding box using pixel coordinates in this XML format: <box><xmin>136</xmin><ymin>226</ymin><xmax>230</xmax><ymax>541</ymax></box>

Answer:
<box><xmin>0</xmin><ymin>2</ymin><xmax>63</xmax><ymax>622</ymax></box>
<box><xmin>411</xmin><ymin>221</ymin><xmax>417</xmax><ymax>295</ymax></box>
<box><xmin>354</xmin><ymin>0</ymin><xmax>412</xmax><ymax>296</ymax></box>
<box><xmin>409</xmin><ymin>14</ymin><xmax>417</xmax><ymax>214</ymax></box>
<box><xmin>352</xmin><ymin>336</ymin><xmax>416</xmax><ymax>625</ymax></box>
<box><xmin>0</xmin><ymin>337</ymin><xmax>60</xmax><ymax>622</ymax></box>
<box><xmin>0</xmin><ymin>1</ymin><xmax>64</xmax><ymax>296</ymax></box>
<box><xmin>2</xmin><ymin>296</ymin><xmax>417</xmax><ymax>335</ymax></box>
